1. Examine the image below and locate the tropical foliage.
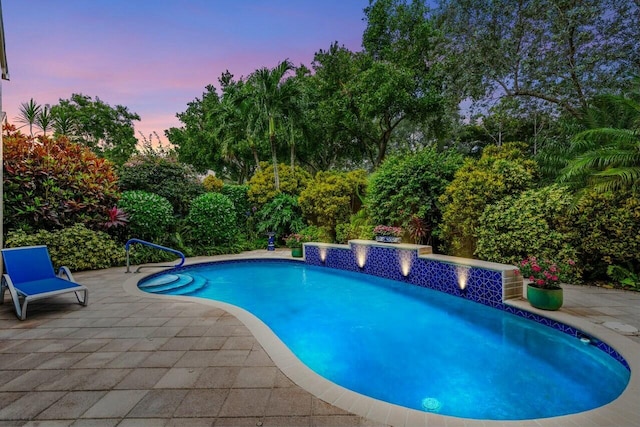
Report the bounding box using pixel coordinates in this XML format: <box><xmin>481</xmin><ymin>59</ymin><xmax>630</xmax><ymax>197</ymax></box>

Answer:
<box><xmin>439</xmin><ymin>143</ymin><xmax>539</xmax><ymax>257</ymax></box>
<box><xmin>298</xmin><ymin>170</ymin><xmax>367</xmax><ymax>239</ymax></box>
<box><xmin>559</xmin><ymin>83</ymin><xmax>640</xmax><ymax>193</ymax></box>
<box><xmin>254</xmin><ymin>193</ymin><xmax>305</xmax><ymax>239</ymax></box>
<box><xmin>559</xmin><ymin>189</ymin><xmax>640</xmax><ymax>281</ymax></box>
<box><xmin>2</xmin><ymin>124</ymin><xmax>120</xmax><ymax>232</ymax></box>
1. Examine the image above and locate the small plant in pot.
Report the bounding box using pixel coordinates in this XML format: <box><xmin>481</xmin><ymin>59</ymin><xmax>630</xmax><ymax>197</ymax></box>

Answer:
<box><xmin>373</xmin><ymin>225</ymin><xmax>403</xmax><ymax>243</ymax></box>
<box><xmin>518</xmin><ymin>256</ymin><xmax>576</xmax><ymax>310</ymax></box>
<box><xmin>285</xmin><ymin>233</ymin><xmax>305</xmax><ymax>257</ymax></box>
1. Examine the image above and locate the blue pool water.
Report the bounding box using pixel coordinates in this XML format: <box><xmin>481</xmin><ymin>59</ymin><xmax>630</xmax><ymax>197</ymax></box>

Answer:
<box><xmin>139</xmin><ymin>261</ymin><xmax>630</xmax><ymax>420</ymax></box>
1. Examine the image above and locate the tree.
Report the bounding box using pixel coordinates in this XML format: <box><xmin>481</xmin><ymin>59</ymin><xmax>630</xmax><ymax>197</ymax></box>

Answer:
<box><xmin>51</xmin><ymin>94</ymin><xmax>140</xmax><ymax>166</ymax></box>
<box><xmin>437</xmin><ymin>0</ymin><xmax>640</xmax><ymax>118</ymax></box>
<box><xmin>298</xmin><ymin>43</ymin><xmax>366</xmax><ymax>171</ymax></box>
<box><xmin>248</xmin><ymin>59</ymin><xmax>299</xmax><ymax>190</ymax></box>
<box><xmin>35</xmin><ymin>104</ymin><xmax>53</xmax><ymax>136</ymax></box>
<box><xmin>167</xmin><ymin>73</ymin><xmax>270</xmax><ymax>183</ymax></box>
<box><xmin>360</xmin><ymin>0</ymin><xmax>447</xmax><ymax>166</ymax></box>
<box><xmin>166</xmin><ymin>85</ymin><xmax>225</xmax><ymax>174</ymax></box>
<box><xmin>295</xmin><ymin>1</ymin><xmax>446</xmax><ymax>170</ymax></box>
<box><xmin>15</xmin><ymin>98</ymin><xmax>41</xmax><ymax>137</ymax></box>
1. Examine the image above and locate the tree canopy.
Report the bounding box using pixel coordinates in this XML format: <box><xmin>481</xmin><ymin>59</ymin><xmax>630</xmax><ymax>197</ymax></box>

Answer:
<box><xmin>437</xmin><ymin>0</ymin><xmax>640</xmax><ymax>118</ymax></box>
<box><xmin>51</xmin><ymin>94</ymin><xmax>140</xmax><ymax>166</ymax></box>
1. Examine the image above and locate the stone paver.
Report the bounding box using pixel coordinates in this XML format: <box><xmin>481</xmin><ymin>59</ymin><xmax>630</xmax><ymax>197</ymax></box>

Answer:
<box><xmin>0</xmin><ymin>250</ymin><xmax>638</xmax><ymax>426</ymax></box>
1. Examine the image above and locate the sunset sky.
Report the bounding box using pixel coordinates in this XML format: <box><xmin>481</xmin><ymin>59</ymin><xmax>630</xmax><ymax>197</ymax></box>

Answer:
<box><xmin>2</xmin><ymin>0</ymin><xmax>367</xmax><ymax>144</ymax></box>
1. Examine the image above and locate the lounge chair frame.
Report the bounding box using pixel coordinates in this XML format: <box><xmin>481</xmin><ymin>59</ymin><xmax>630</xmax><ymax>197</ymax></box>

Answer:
<box><xmin>1</xmin><ymin>246</ymin><xmax>88</xmax><ymax>320</ymax></box>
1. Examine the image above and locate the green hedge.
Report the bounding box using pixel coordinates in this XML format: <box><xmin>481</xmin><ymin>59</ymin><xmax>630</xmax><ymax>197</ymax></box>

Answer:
<box><xmin>5</xmin><ymin>224</ymin><xmax>125</xmax><ymax>271</ymax></box>
<box><xmin>186</xmin><ymin>193</ymin><xmax>238</xmax><ymax>246</ymax></box>
<box><xmin>475</xmin><ymin>185</ymin><xmax>577</xmax><ymax>265</ymax></box>
<box><xmin>119</xmin><ymin>191</ymin><xmax>175</xmax><ymax>242</ymax></box>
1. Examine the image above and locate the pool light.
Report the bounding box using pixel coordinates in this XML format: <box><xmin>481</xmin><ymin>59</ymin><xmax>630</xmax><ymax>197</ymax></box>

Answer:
<box><xmin>456</xmin><ymin>265</ymin><xmax>470</xmax><ymax>291</ymax></box>
<box><xmin>354</xmin><ymin>244</ymin><xmax>368</xmax><ymax>268</ymax></box>
<box><xmin>399</xmin><ymin>250</ymin><xmax>412</xmax><ymax>276</ymax></box>
<box><xmin>319</xmin><ymin>247</ymin><xmax>328</xmax><ymax>263</ymax></box>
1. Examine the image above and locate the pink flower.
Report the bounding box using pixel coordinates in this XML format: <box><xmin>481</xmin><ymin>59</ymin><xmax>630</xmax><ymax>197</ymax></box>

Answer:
<box><xmin>517</xmin><ymin>255</ymin><xmax>576</xmax><ymax>289</ymax></box>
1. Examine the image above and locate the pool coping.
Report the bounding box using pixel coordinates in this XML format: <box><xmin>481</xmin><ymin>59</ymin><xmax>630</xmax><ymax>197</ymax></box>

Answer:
<box><xmin>123</xmin><ymin>256</ymin><xmax>640</xmax><ymax>427</ymax></box>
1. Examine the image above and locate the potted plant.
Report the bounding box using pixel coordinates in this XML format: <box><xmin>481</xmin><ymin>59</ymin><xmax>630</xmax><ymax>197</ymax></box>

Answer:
<box><xmin>373</xmin><ymin>225</ymin><xmax>403</xmax><ymax>243</ymax></box>
<box><xmin>518</xmin><ymin>256</ymin><xmax>575</xmax><ymax>310</ymax></box>
<box><xmin>285</xmin><ymin>233</ymin><xmax>304</xmax><ymax>257</ymax></box>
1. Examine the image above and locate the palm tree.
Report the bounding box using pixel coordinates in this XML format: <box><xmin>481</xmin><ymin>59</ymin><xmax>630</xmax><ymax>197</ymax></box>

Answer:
<box><xmin>249</xmin><ymin>59</ymin><xmax>297</xmax><ymax>190</ymax></box>
<box><xmin>559</xmin><ymin>84</ymin><xmax>640</xmax><ymax>193</ymax></box>
<box><xmin>15</xmin><ymin>98</ymin><xmax>41</xmax><ymax>137</ymax></box>
<box><xmin>51</xmin><ymin>105</ymin><xmax>77</xmax><ymax>138</ymax></box>
<box><xmin>35</xmin><ymin>104</ymin><xmax>53</xmax><ymax>136</ymax></box>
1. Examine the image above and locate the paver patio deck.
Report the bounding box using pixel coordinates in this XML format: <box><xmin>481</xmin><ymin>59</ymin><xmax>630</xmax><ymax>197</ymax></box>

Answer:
<box><xmin>0</xmin><ymin>249</ymin><xmax>638</xmax><ymax>426</ymax></box>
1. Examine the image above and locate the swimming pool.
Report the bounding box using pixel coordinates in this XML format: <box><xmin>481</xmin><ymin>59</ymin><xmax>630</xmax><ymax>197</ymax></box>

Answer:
<box><xmin>138</xmin><ymin>260</ymin><xmax>630</xmax><ymax>420</ymax></box>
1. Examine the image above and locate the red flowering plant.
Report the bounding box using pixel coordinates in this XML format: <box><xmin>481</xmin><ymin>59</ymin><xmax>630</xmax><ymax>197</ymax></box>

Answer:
<box><xmin>373</xmin><ymin>225</ymin><xmax>404</xmax><ymax>237</ymax></box>
<box><xmin>518</xmin><ymin>256</ymin><xmax>576</xmax><ymax>289</ymax></box>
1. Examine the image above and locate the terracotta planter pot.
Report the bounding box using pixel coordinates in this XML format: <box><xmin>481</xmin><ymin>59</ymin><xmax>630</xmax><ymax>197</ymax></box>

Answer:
<box><xmin>527</xmin><ymin>284</ymin><xmax>563</xmax><ymax>310</ymax></box>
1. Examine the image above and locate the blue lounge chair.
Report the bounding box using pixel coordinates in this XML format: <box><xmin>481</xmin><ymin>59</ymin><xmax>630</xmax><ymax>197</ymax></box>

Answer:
<box><xmin>1</xmin><ymin>245</ymin><xmax>88</xmax><ymax>320</ymax></box>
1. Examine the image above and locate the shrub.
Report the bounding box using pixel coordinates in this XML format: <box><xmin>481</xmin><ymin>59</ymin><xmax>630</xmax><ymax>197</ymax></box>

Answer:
<box><xmin>298</xmin><ymin>170</ymin><xmax>367</xmax><ymax>239</ymax></box>
<box><xmin>247</xmin><ymin>162</ymin><xmax>312</xmax><ymax>206</ymax></box>
<box><xmin>2</xmin><ymin>124</ymin><xmax>120</xmax><ymax>232</ymax></box>
<box><xmin>255</xmin><ymin>193</ymin><xmax>305</xmax><ymax>240</ymax></box>
<box><xmin>119</xmin><ymin>191</ymin><xmax>174</xmax><ymax>242</ymax></box>
<box><xmin>335</xmin><ymin>209</ymin><xmax>375</xmax><ymax>243</ymax></box>
<box><xmin>203</xmin><ymin>174</ymin><xmax>224</xmax><ymax>192</ymax></box>
<box><xmin>221</xmin><ymin>184</ymin><xmax>251</xmax><ymax>230</ymax></box>
<box><xmin>186</xmin><ymin>193</ymin><xmax>237</xmax><ymax>246</ymax></box>
<box><xmin>367</xmin><ymin>148</ymin><xmax>463</xmax><ymax>242</ymax></box>
<box><xmin>118</xmin><ymin>154</ymin><xmax>204</xmax><ymax>217</ymax></box>
<box><xmin>299</xmin><ymin>225</ymin><xmax>331</xmax><ymax>243</ymax></box>
<box><xmin>560</xmin><ymin>189</ymin><xmax>640</xmax><ymax>281</ymax></box>
<box><xmin>4</xmin><ymin>224</ymin><xmax>125</xmax><ymax>270</ymax></box>
<box><xmin>475</xmin><ymin>185</ymin><xmax>578</xmax><ymax>265</ymax></box>
<box><xmin>439</xmin><ymin>143</ymin><xmax>539</xmax><ymax>257</ymax></box>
